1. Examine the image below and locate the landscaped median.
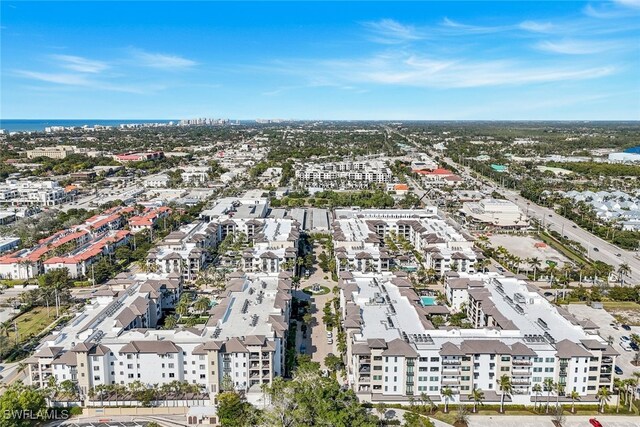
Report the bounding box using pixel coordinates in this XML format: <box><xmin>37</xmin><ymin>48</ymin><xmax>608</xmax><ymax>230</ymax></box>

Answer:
<box><xmin>379</xmin><ymin>402</ymin><xmax>636</xmax><ymax>426</ymax></box>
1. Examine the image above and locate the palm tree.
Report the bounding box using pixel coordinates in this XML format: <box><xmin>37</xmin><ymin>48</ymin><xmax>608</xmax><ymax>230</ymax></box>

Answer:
<box><xmin>596</xmin><ymin>386</ymin><xmax>611</xmax><ymax>413</ymax></box>
<box><xmin>613</xmin><ymin>377</ymin><xmax>623</xmax><ymax>413</ymax></box>
<box><xmin>544</xmin><ymin>377</ymin><xmax>554</xmax><ymax>413</ymax></box>
<box><xmin>163</xmin><ymin>314</ymin><xmax>178</xmax><ymax>329</ymax></box>
<box><xmin>498</xmin><ymin>375</ymin><xmax>512</xmax><ymax>413</ymax></box>
<box><xmin>528</xmin><ymin>257</ymin><xmax>542</xmax><ymax>281</ymax></box>
<box><xmin>469</xmin><ymin>387</ymin><xmax>485</xmax><ymax>413</ymax></box>
<box><xmin>532</xmin><ymin>383</ymin><xmax>543</xmax><ymax>411</ymax></box>
<box><xmin>375</xmin><ymin>402</ymin><xmax>387</xmax><ymax>426</ymax></box>
<box><xmin>194</xmin><ymin>297</ymin><xmax>210</xmax><ymax>315</ymax></box>
<box><xmin>555</xmin><ymin>382</ymin><xmax>565</xmax><ymax>408</ymax></box>
<box><xmin>569</xmin><ymin>390</ymin><xmax>580</xmax><ymax>413</ymax></box>
<box><xmin>626</xmin><ymin>377</ymin><xmax>638</xmax><ymax>412</ymax></box>
<box><xmin>441</xmin><ymin>386</ymin><xmax>454</xmax><ymax>413</ymax></box>
<box><xmin>617</xmin><ymin>263</ymin><xmax>631</xmax><ymax>285</ymax></box>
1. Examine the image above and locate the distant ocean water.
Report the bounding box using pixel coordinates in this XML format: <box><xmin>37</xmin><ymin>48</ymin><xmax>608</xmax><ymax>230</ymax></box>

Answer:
<box><xmin>0</xmin><ymin>119</ymin><xmax>176</xmax><ymax>132</ymax></box>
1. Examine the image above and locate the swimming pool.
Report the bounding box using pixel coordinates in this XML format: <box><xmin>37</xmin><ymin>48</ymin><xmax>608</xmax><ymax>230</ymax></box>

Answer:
<box><xmin>421</xmin><ymin>296</ymin><xmax>437</xmax><ymax>306</ymax></box>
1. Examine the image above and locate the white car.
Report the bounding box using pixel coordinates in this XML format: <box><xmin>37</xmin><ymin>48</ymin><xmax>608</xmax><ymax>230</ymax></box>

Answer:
<box><xmin>327</xmin><ymin>331</ymin><xmax>333</xmax><ymax>338</ymax></box>
<box><xmin>621</xmin><ymin>341</ymin><xmax>632</xmax><ymax>351</ymax></box>
<box><xmin>327</xmin><ymin>338</ymin><xmax>333</xmax><ymax>345</ymax></box>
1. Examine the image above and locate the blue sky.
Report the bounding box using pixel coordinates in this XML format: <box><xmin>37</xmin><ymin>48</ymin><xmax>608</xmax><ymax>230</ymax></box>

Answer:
<box><xmin>1</xmin><ymin>1</ymin><xmax>639</xmax><ymax>120</ymax></box>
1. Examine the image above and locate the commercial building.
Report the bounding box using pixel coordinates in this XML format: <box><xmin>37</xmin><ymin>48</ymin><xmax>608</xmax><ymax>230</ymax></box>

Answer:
<box><xmin>341</xmin><ymin>271</ymin><xmax>617</xmax><ymax>405</ymax></box>
<box><xmin>608</xmin><ymin>152</ymin><xmax>640</xmax><ymax>163</ymax></box>
<box><xmin>460</xmin><ymin>198</ymin><xmax>529</xmax><ymax>229</ymax></box>
<box><xmin>181</xmin><ymin>166</ymin><xmax>211</xmax><ymax>185</ymax></box>
<box><xmin>0</xmin><ymin>179</ymin><xmax>69</xmax><ymax>207</ymax></box>
<box><xmin>26</xmin><ymin>145</ymin><xmax>76</xmax><ymax>159</ymax></box>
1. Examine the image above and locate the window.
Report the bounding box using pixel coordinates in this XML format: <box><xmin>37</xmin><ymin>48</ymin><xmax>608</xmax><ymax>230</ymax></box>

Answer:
<box><xmin>430</xmin><ymin>357</ymin><xmax>439</xmax><ymax>362</ymax></box>
<box><xmin>545</xmin><ymin>368</ymin><xmax>554</xmax><ymax>373</ymax></box>
<box><xmin>545</xmin><ymin>358</ymin><xmax>554</xmax><ymax>363</ymax></box>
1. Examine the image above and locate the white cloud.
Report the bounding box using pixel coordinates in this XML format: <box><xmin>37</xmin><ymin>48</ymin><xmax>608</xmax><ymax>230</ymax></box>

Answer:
<box><xmin>260</xmin><ymin>52</ymin><xmax>616</xmax><ymax>89</ymax></box>
<box><xmin>362</xmin><ymin>19</ymin><xmax>423</xmax><ymax>44</ymax></box>
<box><xmin>519</xmin><ymin>21</ymin><xmax>554</xmax><ymax>33</ymax></box>
<box><xmin>614</xmin><ymin>0</ymin><xmax>640</xmax><ymax>9</ymax></box>
<box><xmin>131</xmin><ymin>50</ymin><xmax>197</xmax><ymax>69</ymax></box>
<box><xmin>51</xmin><ymin>54</ymin><xmax>109</xmax><ymax>73</ymax></box>
<box><xmin>14</xmin><ymin>70</ymin><xmax>152</xmax><ymax>94</ymax></box>
<box><xmin>535</xmin><ymin>39</ymin><xmax>619</xmax><ymax>55</ymax></box>
<box><xmin>15</xmin><ymin>71</ymin><xmax>91</xmax><ymax>86</ymax></box>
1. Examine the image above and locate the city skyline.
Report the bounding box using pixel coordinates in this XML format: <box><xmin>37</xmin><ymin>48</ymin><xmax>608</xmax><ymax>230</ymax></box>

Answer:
<box><xmin>1</xmin><ymin>1</ymin><xmax>639</xmax><ymax>120</ymax></box>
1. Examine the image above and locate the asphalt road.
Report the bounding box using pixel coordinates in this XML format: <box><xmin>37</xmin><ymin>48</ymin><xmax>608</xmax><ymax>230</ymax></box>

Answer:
<box><xmin>441</xmin><ymin>153</ymin><xmax>640</xmax><ymax>285</ymax></box>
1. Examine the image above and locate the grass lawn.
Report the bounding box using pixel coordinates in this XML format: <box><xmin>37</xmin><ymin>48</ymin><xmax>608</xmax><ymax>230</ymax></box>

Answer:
<box><xmin>7</xmin><ymin>306</ymin><xmax>56</xmax><ymax>343</ymax></box>
<box><xmin>602</xmin><ymin>301</ymin><xmax>640</xmax><ymax>310</ymax></box>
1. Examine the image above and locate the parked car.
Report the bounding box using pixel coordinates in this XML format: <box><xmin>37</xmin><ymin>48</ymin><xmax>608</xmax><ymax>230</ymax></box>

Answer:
<box><xmin>620</xmin><ymin>340</ymin><xmax>632</xmax><ymax>351</ymax></box>
<box><xmin>630</xmin><ymin>341</ymin><xmax>639</xmax><ymax>351</ymax></box>
<box><xmin>621</xmin><ymin>336</ymin><xmax>630</xmax><ymax>342</ymax></box>
<box><xmin>615</xmin><ymin>365</ymin><xmax>623</xmax><ymax>375</ymax></box>
<box><xmin>327</xmin><ymin>331</ymin><xmax>333</xmax><ymax>338</ymax></box>
<box><xmin>300</xmin><ymin>345</ymin><xmax>306</xmax><ymax>354</ymax></box>
<box><xmin>616</xmin><ymin>253</ymin><xmax>622</xmax><ymax>257</ymax></box>
<box><xmin>593</xmin><ymin>247</ymin><xmax>599</xmax><ymax>252</ymax></box>
<box><xmin>572</xmin><ymin>225</ymin><xmax>577</xmax><ymax>228</ymax></box>
<box><xmin>621</xmin><ymin>324</ymin><xmax>631</xmax><ymax>331</ymax></box>
<box><xmin>543</xmin><ymin>292</ymin><xmax>553</xmax><ymax>297</ymax></box>
<box><xmin>327</xmin><ymin>338</ymin><xmax>333</xmax><ymax>345</ymax></box>
<box><xmin>589</xmin><ymin>418</ymin><xmax>603</xmax><ymax>427</ymax></box>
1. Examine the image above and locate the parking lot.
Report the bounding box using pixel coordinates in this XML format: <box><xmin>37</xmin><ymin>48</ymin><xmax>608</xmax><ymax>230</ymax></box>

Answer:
<box><xmin>568</xmin><ymin>304</ymin><xmax>640</xmax><ymax>379</ymax></box>
<box><xmin>488</xmin><ymin>234</ymin><xmax>570</xmax><ymax>269</ymax></box>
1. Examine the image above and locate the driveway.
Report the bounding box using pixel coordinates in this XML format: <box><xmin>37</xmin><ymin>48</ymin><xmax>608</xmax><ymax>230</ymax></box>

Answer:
<box><xmin>297</xmin><ymin>241</ymin><xmax>338</xmax><ymax>369</ymax></box>
<box><xmin>567</xmin><ymin>304</ymin><xmax>640</xmax><ymax>379</ymax></box>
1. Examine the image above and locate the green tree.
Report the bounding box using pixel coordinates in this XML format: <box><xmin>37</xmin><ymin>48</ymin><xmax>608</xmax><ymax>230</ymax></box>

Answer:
<box><xmin>217</xmin><ymin>391</ymin><xmax>255</xmax><ymax>427</ymax></box>
<box><xmin>0</xmin><ymin>383</ymin><xmax>47</xmax><ymax>427</ymax></box>
<box><xmin>469</xmin><ymin>387</ymin><xmax>485</xmax><ymax>413</ymax></box>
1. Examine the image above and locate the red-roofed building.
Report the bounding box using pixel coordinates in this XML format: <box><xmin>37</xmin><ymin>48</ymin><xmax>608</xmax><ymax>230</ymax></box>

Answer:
<box><xmin>128</xmin><ymin>206</ymin><xmax>172</xmax><ymax>234</ymax></box>
<box><xmin>43</xmin><ymin>230</ymin><xmax>131</xmax><ymax>278</ymax></box>
<box><xmin>415</xmin><ymin>168</ymin><xmax>464</xmax><ymax>187</ymax></box>
<box><xmin>114</xmin><ymin>151</ymin><xmax>164</xmax><ymax>163</ymax></box>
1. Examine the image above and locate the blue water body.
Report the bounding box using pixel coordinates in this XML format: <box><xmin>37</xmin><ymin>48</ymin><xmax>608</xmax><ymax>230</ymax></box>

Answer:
<box><xmin>624</xmin><ymin>146</ymin><xmax>640</xmax><ymax>154</ymax></box>
<box><xmin>421</xmin><ymin>296</ymin><xmax>436</xmax><ymax>306</ymax></box>
<box><xmin>0</xmin><ymin>119</ymin><xmax>176</xmax><ymax>132</ymax></box>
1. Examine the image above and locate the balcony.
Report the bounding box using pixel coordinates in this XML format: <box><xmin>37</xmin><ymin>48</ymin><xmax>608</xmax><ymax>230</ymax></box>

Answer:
<box><xmin>602</xmin><ymin>357</ymin><xmax>613</xmax><ymax>364</ymax></box>
<box><xmin>511</xmin><ymin>369</ymin><xmax>532</xmax><ymax>376</ymax></box>
<box><xmin>442</xmin><ymin>367</ymin><xmax>460</xmax><ymax>375</ymax></box>
<box><xmin>359</xmin><ymin>376</ymin><xmax>370</xmax><ymax>383</ymax></box>
<box><xmin>250</xmin><ymin>363</ymin><xmax>260</xmax><ymax>369</ymax></box>
<box><xmin>359</xmin><ymin>356</ymin><xmax>371</xmax><ymax>363</ymax></box>
<box><xmin>442</xmin><ymin>378</ymin><xmax>460</xmax><ymax>385</ymax></box>
<box><xmin>512</xmin><ymin>360</ymin><xmax>532</xmax><ymax>366</ymax></box>
<box><xmin>249</xmin><ymin>353</ymin><xmax>260</xmax><ymax>360</ymax></box>
<box><xmin>442</xmin><ymin>359</ymin><xmax>461</xmax><ymax>365</ymax></box>
<box><xmin>359</xmin><ymin>365</ymin><xmax>371</xmax><ymax>374</ymax></box>
<box><xmin>512</xmin><ymin>378</ymin><xmax>531</xmax><ymax>385</ymax></box>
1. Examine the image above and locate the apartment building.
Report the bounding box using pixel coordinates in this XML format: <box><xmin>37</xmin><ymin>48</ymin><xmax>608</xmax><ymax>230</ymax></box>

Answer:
<box><xmin>146</xmin><ymin>221</ymin><xmax>216</xmax><ymax>281</ymax></box>
<box><xmin>295</xmin><ymin>160</ymin><xmax>392</xmax><ymax>189</ymax></box>
<box><xmin>341</xmin><ymin>271</ymin><xmax>617</xmax><ymax>406</ymax></box>
<box><xmin>181</xmin><ymin>166</ymin><xmax>211</xmax><ymax>185</ymax></box>
<box><xmin>43</xmin><ymin>230</ymin><xmax>131</xmax><ymax>278</ymax></box>
<box><xmin>25</xmin><ymin>271</ymin><xmax>290</xmax><ymax>403</ymax></box>
<box><xmin>0</xmin><ymin>179</ymin><xmax>68</xmax><ymax>206</ymax></box>
<box><xmin>333</xmin><ymin>208</ymin><xmax>478</xmax><ymax>277</ymax></box>
<box><xmin>0</xmin><ymin>206</ymin><xmax>132</xmax><ymax>279</ymax></box>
